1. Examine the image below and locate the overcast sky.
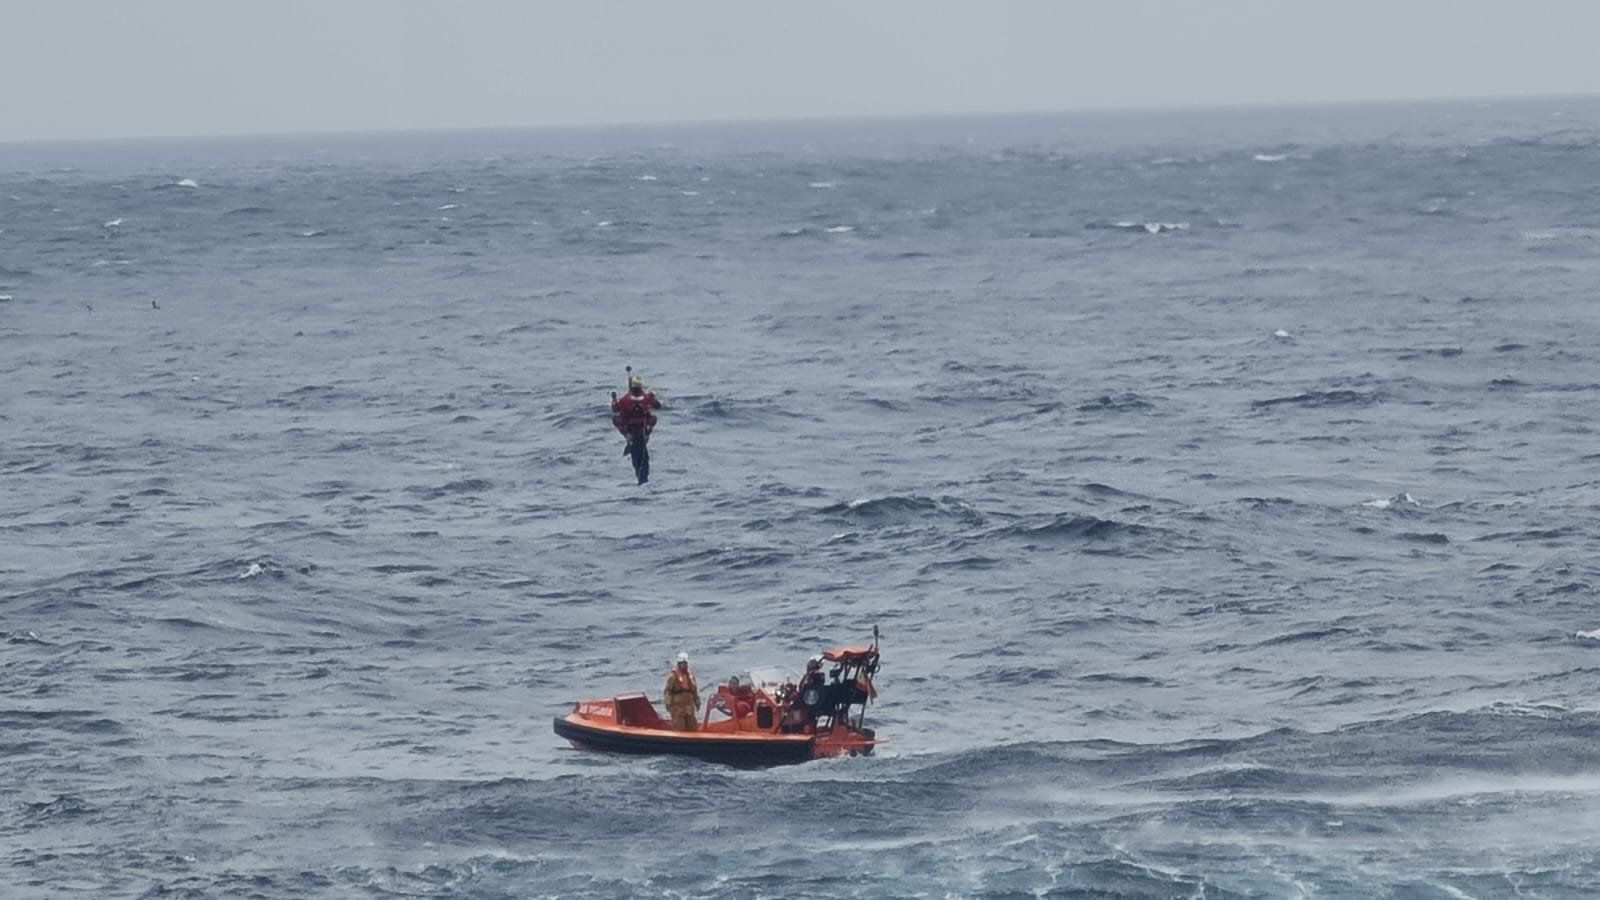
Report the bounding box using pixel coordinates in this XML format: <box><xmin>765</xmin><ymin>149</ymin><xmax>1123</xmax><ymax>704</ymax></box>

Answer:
<box><xmin>5</xmin><ymin>0</ymin><xmax>1600</xmax><ymax>143</ymax></box>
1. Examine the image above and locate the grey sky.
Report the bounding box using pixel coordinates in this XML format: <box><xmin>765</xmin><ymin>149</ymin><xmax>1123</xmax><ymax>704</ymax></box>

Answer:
<box><xmin>5</xmin><ymin>0</ymin><xmax>1600</xmax><ymax>143</ymax></box>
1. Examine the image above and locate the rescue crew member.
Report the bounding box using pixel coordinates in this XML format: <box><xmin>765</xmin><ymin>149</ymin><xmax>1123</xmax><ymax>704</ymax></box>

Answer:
<box><xmin>727</xmin><ymin>676</ymin><xmax>754</xmax><ymax>720</ymax></box>
<box><xmin>663</xmin><ymin>651</ymin><xmax>700</xmax><ymax>731</ymax></box>
<box><xmin>612</xmin><ymin>374</ymin><xmax>662</xmax><ymax>454</ymax></box>
<box><xmin>786</xmin><ymin>655</ymin><xmax>827</xmax><ymax>732</ymax></box>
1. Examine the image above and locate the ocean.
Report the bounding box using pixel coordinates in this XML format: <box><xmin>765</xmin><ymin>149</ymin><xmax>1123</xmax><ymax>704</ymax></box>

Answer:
<box><xmin>4</xmin><ymin>97</ymin><xmax>1600</xmax><ymax>898</ymax></box>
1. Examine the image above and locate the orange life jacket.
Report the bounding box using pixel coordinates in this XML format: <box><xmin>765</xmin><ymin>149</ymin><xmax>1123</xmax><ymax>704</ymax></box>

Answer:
<box><xmin>665</xmin><ymin>668</ymin><xmax>697</xmax><ymax>701</ymax></box>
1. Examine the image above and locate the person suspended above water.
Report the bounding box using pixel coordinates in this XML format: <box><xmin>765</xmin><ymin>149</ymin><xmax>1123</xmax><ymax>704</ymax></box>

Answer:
<box><xmin>611</xmin><ymin>367</ymin><xmax>662</xmax><ymax>484</ymax></box>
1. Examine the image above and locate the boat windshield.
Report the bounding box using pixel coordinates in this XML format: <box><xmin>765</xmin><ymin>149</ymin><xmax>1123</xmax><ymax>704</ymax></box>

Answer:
<box><xmin>745</xmin><ymin>666</ymin><xmax>796</xmax><ymax>692</ymax></box>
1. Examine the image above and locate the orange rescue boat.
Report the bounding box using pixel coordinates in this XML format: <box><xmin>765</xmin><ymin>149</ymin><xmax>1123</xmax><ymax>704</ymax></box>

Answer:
<box><xmin>554</xmin><ymin>631</ymin><xmax>883</xmax><ymax>767</ymax></box>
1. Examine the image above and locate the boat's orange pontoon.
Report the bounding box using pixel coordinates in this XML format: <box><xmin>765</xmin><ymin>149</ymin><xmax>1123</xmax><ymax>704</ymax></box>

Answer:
<box><xmin>554</xmin><ymin>630</ymin><xmax>882</xmax><ymax>766</ymax></box>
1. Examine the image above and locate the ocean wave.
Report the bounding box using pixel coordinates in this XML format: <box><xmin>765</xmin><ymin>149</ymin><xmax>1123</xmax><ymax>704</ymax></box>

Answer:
<box><xmin>816</xmin><ymin>494</ymin><xmax>984</xmax><ymax>525</ymax></box>
<box><xmin>1087</xmin><ymin>220</ymin><xmax>1190</xmax><ymax>234</ymax></box>
<box><xmin>21</xmin><ymin>795</ymin><xmax>95</xmax><ymax>822</ymax></box>
<box><xmin>406</xmin><ymin>478</ymin><xmax>494</xmax><ymax>499</ymax></box>
<box><xmin>1255</xmin><ymin>626</ymin><xmax>1360</xmax><ymax>647</ymax></box>
<box><xmin>1471</xmin><ymin>526</ymin><xmax>1575</xmax><ymax>543</ymax></box>
<box><xmin>1398</xmin><ymin>531</ymin><xmax>1450</xmax><ymax>544</ymax></box>
<box><xmin>1362</xmin><ymin>492</ymin><xmax>1420</xmax><ymax>510</ymax></box>
<box><xmin>685</xmin><ymin>396</ymin><xmax>787</xmax><ymax>423</ymax></box>
<box><xmin>981</xmin><ymin>664</ymin><xmax>1063</xmax><ymax>685</ymax></box>
<box><xmin>987</xmin><ymin>513</ymin><xmax>1159</xmax><ymax>544</ymax></box>
<box><xmin>1076</xmin><ymin>392</ymin><xmax>1155</xmax><ymax>412</ymax></box>
<box><xmin>0</xmin><ymin>709</ymin><xmax>124</xmax><ymax>735</ymax></box>
<box><xmin>660</xmin><ymin>545</ymin><xmax>793</xmax><ymax>572</ymax></box>
<box><xmin>1251</xmin><ymin>389</ymin><xmax>1381</xmax><ymax>409</ymax></box>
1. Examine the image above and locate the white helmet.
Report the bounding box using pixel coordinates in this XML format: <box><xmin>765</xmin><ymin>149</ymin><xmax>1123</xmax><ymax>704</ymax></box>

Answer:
<box><xmin>676</xmin><ymin>651</ymin><xmax>690</xmax><ymax>664</ymax></box>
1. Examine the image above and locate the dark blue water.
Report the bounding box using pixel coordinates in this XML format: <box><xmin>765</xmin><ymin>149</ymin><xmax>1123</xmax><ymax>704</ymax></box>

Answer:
<box><xmin>5</xmin><ymin>97</ymin><xmax>1600</xmax><ymax>898</ymax></box>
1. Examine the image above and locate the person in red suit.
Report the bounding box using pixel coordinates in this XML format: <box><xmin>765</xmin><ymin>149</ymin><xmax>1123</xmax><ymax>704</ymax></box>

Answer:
<box><xmin>612</xmin><ymin>374</ymin><xmax>662</xmax><ymax>455</ymax></box>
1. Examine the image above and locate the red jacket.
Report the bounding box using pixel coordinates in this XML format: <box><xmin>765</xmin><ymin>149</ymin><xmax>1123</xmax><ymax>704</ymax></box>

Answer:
<box><xmin>612</xmin><ymin>390</ymin><xmax>661</xmax><ymax>435</ymax></box>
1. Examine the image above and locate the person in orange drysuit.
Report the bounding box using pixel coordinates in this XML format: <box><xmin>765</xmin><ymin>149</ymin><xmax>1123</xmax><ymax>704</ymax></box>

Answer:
<box><xmin>612</xmin><ymin>375</ymin><xmax>662</xmax><ymax>454</ymax></box>
<box><xmin>663</xmin><ymin>651</ymin><xmax>700</xmax><ymax>731</ymax></box>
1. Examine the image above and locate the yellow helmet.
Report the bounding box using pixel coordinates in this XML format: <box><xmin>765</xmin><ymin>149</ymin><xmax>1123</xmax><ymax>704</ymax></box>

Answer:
<box><xmin>628</xmin><ymin>375</ymin><xmax>644</xmax><ymax>390</ymax></box>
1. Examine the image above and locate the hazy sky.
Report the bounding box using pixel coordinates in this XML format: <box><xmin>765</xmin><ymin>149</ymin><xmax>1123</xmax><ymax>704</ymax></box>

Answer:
<box><xmin>5</xmin><ymin>0</ymin><xmax>1600</xmax><ymax>143</ymax></box>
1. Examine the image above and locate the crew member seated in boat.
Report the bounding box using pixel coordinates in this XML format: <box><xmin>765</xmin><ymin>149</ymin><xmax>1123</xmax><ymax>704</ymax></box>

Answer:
<box><xmin>784</xmin><ymin>656</ymin><xmax>827</xmax><ymax>732</ymax></box>
<box><xmin>726</xmin><ymin>676</ymin><xmax>754</xmax><ymax>720</ymax></box>
<box><xmin>663</xmin><ymin>651</ymin><xmax>700</xmax><ymax>731</ymax></box>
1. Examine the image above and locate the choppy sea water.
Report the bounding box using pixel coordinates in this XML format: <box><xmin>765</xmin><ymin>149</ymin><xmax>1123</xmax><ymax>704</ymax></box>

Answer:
<box><xmin>4</xmin><ymin>98</ymin><xmax>1600</xmax><ymax>898</ymax></box>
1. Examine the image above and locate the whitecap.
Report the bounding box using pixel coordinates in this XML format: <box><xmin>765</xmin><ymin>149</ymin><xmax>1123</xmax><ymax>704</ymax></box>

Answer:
<box><xmin>103</xmin><ymin>217</ymin><xmax>123</xmax><ymax>228</ymax></box>
<box><xmin>596</xmin><ymin>220</ymin><xmax>612</xmax><ymax>228</ymax></box>
<box><xmin>825</xmin><ymin>225</ymin><xmax>854</xmax><ymax>234</ymax></box>
<box><xmin>1253</xmin><ymin>154</ymin><xmax>1287</xmax><ymax>163</ymax></box>
<box><xmin>436</xmin><ymin>203</ymin><xmax>459</xmax><ymax>211</ymax></box>
<box><xmin>679</xmin><ymin>190</ymin><xmax>699</xmax><ymax>196</ymax></box>
<box><xmin>300</xmin><ymin>229</ymin><xmax>325</xmax><ymax>237</ymax></box>
<box><xmin>1577</xmin><ymin>628</ymin><xmax>1600</xmax><ymax>640</ymax></box>
<box><xmin>239</xmin><ymin>562</ymin><xmax>265</xmax><ymax>579</ymax></box>
<box><xmin>176</xmin><ymin>178</ymin><xmax>199</xmax><ymax>188</ymax></box>
<box><xmin>1273</xmin><ymin>328</ymin><xmax>1291</xmax><ymax>339</ymax></box>
<box><xmin>0</xmin><ymin>294</ymin><xmax>13</xmax><ymax>302</ymax></box>
<box><xmin>1362</xmin><ymin>492</ymin><xmax>1419</xmax><ymax>510</ymax></box>
<box><xmin>809</xmin><ymin>181</ymin><xmax>836</xmax><ymax>189</ymax></box>
<box><xmin>636</xmin><ymin>174</ymin><xmax>658</xmax><ymax>182</ymax></box>
<box><xmin>1103</xmin><ymin>221</ymin><xmax>1186</xmax><ymax>234</ymax></box>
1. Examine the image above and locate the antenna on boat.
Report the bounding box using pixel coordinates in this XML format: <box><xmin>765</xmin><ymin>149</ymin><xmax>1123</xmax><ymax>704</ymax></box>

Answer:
<box><xmin>871</xmin><ymin>624</ymin><xmax>879</xmax><ymax>650</ymax></box>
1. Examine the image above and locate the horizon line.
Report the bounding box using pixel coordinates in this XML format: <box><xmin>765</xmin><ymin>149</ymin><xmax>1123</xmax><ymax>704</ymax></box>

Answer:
<box><xmin>3</xmin><ymin>90</ymin><xmax>1597</xmax><ymax>149</ymax></box>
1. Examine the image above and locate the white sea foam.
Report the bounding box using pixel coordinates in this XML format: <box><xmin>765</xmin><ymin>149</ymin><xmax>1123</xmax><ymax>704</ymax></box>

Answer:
<box><xmin>1577</xmin><ymin>628</ymin><xmax>1600</xmax><ymax>640</ymax></box>
<box><xmin>637</xmin><ymin>174</ymin><xmax>657</xmax><ymax>182</ymax></box>
<box><xmin>1253</xmin><ymin>154</ymin><xmax>1287</xmax><ymax>163</ymax></box>
<box><xmin>809</xmin><ymin>181</ymin><xmax>836</xmax><ymax>189</ymax></box>
<box><xmin>0</xmin><ymin>294</ymin><xmax>13</xmax><ymax>302</ymax></box>
<box><xmin>436</xmin><ymin>203</ymin><xmax>459</xmax><ymax>211</ymax></box>
<box><xmin>103</xmin><ymin>218</ymin><xmax>123</xmax><ymax>228</ymax></box>
<box><xmin>679</xmin><ymin>190</ymin><xmax>699</xmax><ymax>197</ymax></box>
<box><xmin>300</xmin><ymin>229</ymin><xmax>325</xmax><ymax>237</ymax></box>
<box><xmin>240</xmin><ymin>562</ymin><xmax>265</xmax><ymax>579</ymax></box>
<box><xmin>1273</xmin><ymin>328</ymin><xmax>1291</xmax><ymax>339</ymax></box>
<box><xmin>1363</xmin><ymin>492</ymin><xmax>1419</xmax><ymax>509</ymax></box>
<box><xmin>176</xmin><ymin>178</ymin><xmax>199</xmax><ymax>188</ymax></box>
<box><xmin>1111</xmin><ymin>221</ymin><xmax>1187</xmax><ymax>234</ymax></box>
<box><xmin>825</xmin><ymin>225</ymin><xmax>854</xmax><ymax>234</ymax></box>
